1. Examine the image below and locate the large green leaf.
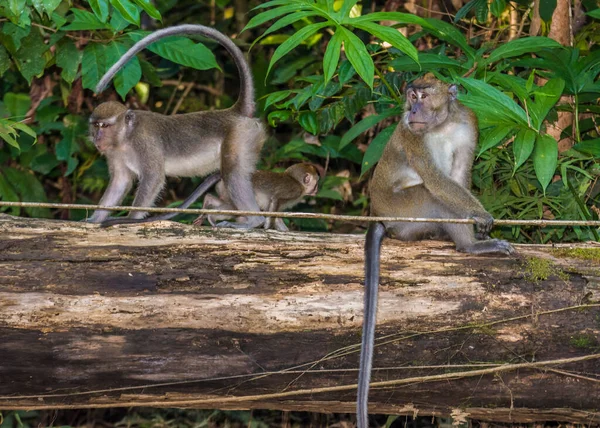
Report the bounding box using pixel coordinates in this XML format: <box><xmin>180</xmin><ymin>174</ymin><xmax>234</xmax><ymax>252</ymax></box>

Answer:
<box><xmin>299</xmin><ymin>111</ymin><xmax>318</xmax><ymax>135</ymax></box>
<box><xmin>339</xmin><ymin>27</ymin><xmax>374</xmax><ymax>89</ymax></box>
<box><xmin>528</xmin><ymin>78</ymin><xmax>565</xmax><ymax>131</ymax></box>
<box><xmin>457</xmin><ymin>77</ymin><xmax>529</xmax><ymax>127</ymax></box>
<box><xmin>477</xmin><ymin>125</ymin><xmax>512</xmax><ymax>155</ymax></box>
<box><xmin>252</xmin><ymin>10</ymin><xmax>314</xmax><ymax>47</ymax></box>
<box><xmin>339</xmin><ymin>107</ymin><xmax>402</xmax><ymax>148</ymax></box>
<box><xmin>88</xmin><ymin>0</ymin><xmax>110</xmax><ymax>23</ymax></box>
<box><xmin>512</xmin><ymin>128</ymin><xmax>536</xmax><ymax>172</ymax></box>
<box><xmin>533</xmin><ymin>134</ymin><xmax>558</xmax><ymax>193</ymax></box>
<box><xmin>485</xmin><ymin>37</ymin><xmax>562</xmax><ymax>65</ymax></box>
<box><xmin>129</xmin><ymin>32</ymin><xmax>219</xmax><ymax>71</ymax></box>
<box><xmin>3</xmin><ymin>93</ymin><xmax>31</xmax><ymax>117</ymax></box>
<box><xmin>42</xmin><ymin>0</ymin><xmax>62</xmax><ymax>16</ymax></box>
<box><xmin>266</xmin><ymin>22</ymin><xmax>330</xmax><ymax>78</ymax></box>
<box><xmin>56</xmin><ymin>39</ymin><xmax>83</xmax><ymax>84</ymax></box>
<box><xmin>0</xmin><ymin>120</ymin><xmax>20</xmax><ymax>149</ymax></box>
<box><xmin>82</xmin><ymin>43</ymin><xmax>108</xmax><ymax>91</ymax></box>
<box><xmin>244</xmin><ymin>3</ymin><xmax>311</xmax><ymax>31</ymax></box>
<box><xmin>353</xmin><ymin>21</ymin><xmax>418</xmax><ymax>65</ymax></box>
<box><xmin>109</xmin><ymin>0</ymin><xmax>140</xmax><ymax>26</ymax></box>
<box><xmin>361</xmin><ymin>124</ymin><xmax>397</xmax><ymax>176</ymax></box>
<box><xmin>573</xmin><ymin>139</ymin><xmax>600</xmax><ymax>158</ymax></box>
<box><xmin>62</xmin><ymin>8</ymin><xmax>110</xmax><ymax>30</ymax></box>
<box><xmin>13</xmin><ymin>31</ymin><xmax>49</xmax><ymax>84</ymax></box>
<box><xmin>131</xmin><ymin>0</ymin><xmax>161</xmax><ymax>20</ymax></box>
<box><xmin>106</xmin><ymin>41</ymin><xmax>142</xmax><ymax>99</ymax></box>
<box><xmin>323</xmin><ymin>28</ymin><xmax>342</xmax><ymax>85</ymax></box>
<box><xmin>539</xmin><ymin>0</ymin><xmax>557</xmax><ymax>21</ymax></box>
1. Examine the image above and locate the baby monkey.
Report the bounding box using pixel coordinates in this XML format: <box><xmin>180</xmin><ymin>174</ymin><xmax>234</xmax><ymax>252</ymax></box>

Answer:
<box><xmin>194</xmin><ymin>163</ymin><xmax>320</xmax><ymax>231</ymax></box>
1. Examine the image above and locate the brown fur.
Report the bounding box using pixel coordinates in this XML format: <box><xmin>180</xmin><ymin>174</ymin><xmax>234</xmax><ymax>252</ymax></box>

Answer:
<box><xmin>195</xmin><ymin>163</ymin><xmax>319</xmax><ymax>231</ymax></box>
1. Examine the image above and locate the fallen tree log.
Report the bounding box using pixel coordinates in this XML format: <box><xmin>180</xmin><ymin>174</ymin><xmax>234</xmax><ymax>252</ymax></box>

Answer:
<box><xmin>1</xmin><ymin>214</ymin><xmax>599</xmax><ymax>424</ymax></box>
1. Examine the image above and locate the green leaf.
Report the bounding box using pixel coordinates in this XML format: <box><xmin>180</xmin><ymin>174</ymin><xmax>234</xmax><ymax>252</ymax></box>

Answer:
<box><xmin>88</xmin><ymin>0</ymin><xmax>110</xmax><ymax>23</ymax></box>
<box><xmin>475</xmin><ymin>0</ymin><xmax>488</xmax><ymax>22</ymax></box>
<box><xmin>323</xmin><ymin>28</ymin><xmax>342</xmax><ymax>85</ymax></box>
<box><xmin>266</xmin><ymin>22</ymin><xmax>330</xmax><ymax>78</ymax></box>
<box><xmin>251</xmin><ymin>10</ymin><xmax>313</xmax><ymax>47</ymax></box>
<box><xmin>109</xmin><ymin>6</ymin><xmax>131</xmax><ymax>32</ymax></box>
<box><xmin>56</xmin><ymin>39</ymin><xmax>82</xmax><ymax>84</ymax></box>
<box><xmin>588</xmin><ymin>9</ymin><xmax>600</xmax><ymax>19</ymax></box>
<box><xmin>299</xmin><ymin>111</ymin><xmax>318</xmax><ymax>134</ymax></box>
<box><xmin>533</xmin><ymin>134</ymin><xmax>558</xmax><ymax>193</ymax></box>
<box><xmin>512</xmin><ymin>128</ymin><xmax>536</xmax><ymax>171</ymax></box>
<box><xmin>42</xmin><ymin>0</ymin><xmax>63</xmax><ymax>16</ymax></box>
<box><xmin>528</xmin><ymin>78</ymin><xmax>565</xmax><ymax>131</ymax></box>
<box><xmin>244</xmin><ymin>4</ymin><xmax>311</xmax><ymax>32</ymax></box>
<box><xmin>82</xmin><ymin>43</ymin><xmax>108</xmax><ymax>91</ymax></box>
<box><xmin>13</xmin><ymin>31</ymin><xmax>49</xmax><ymax>84</ymax></box>
<box><xmin>264</xmin><ymin>90</ymin><xmax>293</xmax><ymax>109</ymax></box>
<box><xmin>457</xmin><ymin>77</ymin><xmax>529</xmax><ymax>127</ymax></box>
<box><xmin>340</xmin><ymin>107</ymin><xmax>401</xmax><ymax>148</ymax></box>
<box><xmin>0</xmin><ymin>46</ymin><xmax>10</xmax><ymax>77</ymax></box>
<box><xmin>106</xmin><ymin>42</ymin><xmax>142</xmax><ymax>98</ymax></box>
<box><xmin>390</xmin><ymin>53</ymin><xmax>464</xmax><ymax>73</ymax></box>
<box><xmin>453</xmin><ymin>0</ymin><xmax>486</xmax><ymax>22</ymax></box>
<box><xmin>340</xmin><ymin>27</ymin><xmax>374</xmax><ymax>89</ymax></box>
<box><xmin>539</xmin><ymin>0</ymin><xmax>557</xmax><ymax>21</ymax></box>
<box><xmin>490</xmin><ymin>0</ymin><xmax>506</xmax><ymax>18</ymax></box>
<box><xmin>361</xmin><ymin>124</ymin><xmax>396</xmax><ymax>176</ymax></box>
<box><xmin>11</xmin><ymin>121</ymin><xmax>37</xmax><ymax>140</ymax></box>
<box><xmin>109</xmin><ymin>0</ymin><xmax>140</xmax><ymax>26</ymax></box>
<box><xmin>422</xmin><ymin>17</ymin><xmax>475</xmax><ymax>59</ymax></box>
<box><xmin>2</xmin><ymin>167</ymin><xmax>51</xmax><ymax>218</ymax></box>
<box><xmin>338</xmin><ymin>60</ymin><xmax>356</xmax><ymax>83</ymax></box>
<box><xmin>352</xmin><ymin>21</ymin><xmax>418</xmax><ymax>65</ymax></box>
<box><xmin>268</xmin><ymin>110</ymin><xmax>292</xmax><ymax>127</ymax></box>
<box><xmin>129</xmin><ymin>32</ymin><xmax>219</xmax><ymax>71</ymax></box>
<box><xmin>62</xmin><ymin>8</ymin><xmax>110</xmax><ymax>30</ymax></box>
<box><xmin>477</xmin><ymin>125</ymin><xmax>512</xmax><ymax>155</ymax></box>
<box><xmin>573</xmin><ymin>139</ymin><xmax>600</xmax><ymax>157</ymax></box>
<box><xmin>484</xmin><ymin>37</ymin><xmax>563</xmax><ymax>64</ymax></box>
<box><xmin>131</xmin><ymin>0</ymin><xmax>162</xmax><ymax>20</ymax></box>
<box><xmin>0</xmin><ymin>121</ymin><xmax>20</xmax><ymax>148</ymax></box>
<box><xmin>251</xmin><ymin>0</ymin><xmax>303</xmax><ymax>11</ymax></box>
<box><xmin>2</xmin><ymin>22</ymin><xmax>31</xmax><ymax>50</ymax></box>
<box><xmin>3</xmin><ymin>93</ymin><xmax>31</xmax><ymax>117</ymax></box>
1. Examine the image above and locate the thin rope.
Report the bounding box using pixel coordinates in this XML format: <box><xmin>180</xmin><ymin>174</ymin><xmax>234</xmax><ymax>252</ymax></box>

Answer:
<box><xmin>1</xmin><ymin>201</ymin><xmax>599</xmax><ymax>227</ymax></box>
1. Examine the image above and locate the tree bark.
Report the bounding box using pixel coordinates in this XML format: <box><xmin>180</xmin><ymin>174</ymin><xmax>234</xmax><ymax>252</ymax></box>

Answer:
<box><xmin>1</xmin><ymin>215</ymin><xmax>599</xmax><ymax>423</ymax></box>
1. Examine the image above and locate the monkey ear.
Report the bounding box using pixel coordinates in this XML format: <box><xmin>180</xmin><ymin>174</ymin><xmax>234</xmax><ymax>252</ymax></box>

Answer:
<box><xmin>125</xmin><ymin>110</ymin><xmax>134</xmax><ymax>124</ymax></box>
<box><xmin>448</xmin><ymin>84</ymin><xmax>458</xmax><ymax>100</ymax></box>
<box><xmin>303</xmin><ymin>173</ymin><xmax>311</xmax><ymax>184</ymax></box>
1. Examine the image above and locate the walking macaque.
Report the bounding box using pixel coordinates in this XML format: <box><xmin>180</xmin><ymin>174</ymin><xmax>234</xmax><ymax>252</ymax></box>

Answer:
<box><xmin>357</xmin><ymin>75</ymin><xmax>514</xmax><ymax>428</ymax></box>
<box><xmin>88</xmin><ymin>25</ymin><xmax>266</xmax><ymax>229</ymax></box>
<box><xmin>194</xmin><ymin>163</ymin><xmax>320</xmax><ymax>231</ymax></box>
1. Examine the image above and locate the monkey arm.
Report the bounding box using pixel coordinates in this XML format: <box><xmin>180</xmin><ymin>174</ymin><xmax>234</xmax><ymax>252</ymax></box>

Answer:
<box><xmin>357</xmin><ymin>222</ymin><xmax>386</xmax><ymax>428</ymax></box>
<box><xmin>88</xmin><ymin>165</ymin><xmax>134</xmax><ymax>223</ymax></box>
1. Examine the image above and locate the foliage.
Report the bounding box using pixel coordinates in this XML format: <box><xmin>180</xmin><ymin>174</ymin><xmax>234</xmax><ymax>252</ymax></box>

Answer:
<box><xmin>0</xmin><ymin>0</ymin><xmax>599</xmax><ymax>242</ymax></box>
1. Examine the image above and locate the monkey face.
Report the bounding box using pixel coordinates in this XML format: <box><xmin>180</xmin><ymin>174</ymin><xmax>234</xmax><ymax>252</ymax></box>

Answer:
<box><xmin>89</xmin><ymin>120</ymin><xmax>117</xmax><ymax>153</ymax></box>
<box><xmin>404</xmin><ymin>80</ymin><xmax>457</xmax><ymax>134</ymax></box>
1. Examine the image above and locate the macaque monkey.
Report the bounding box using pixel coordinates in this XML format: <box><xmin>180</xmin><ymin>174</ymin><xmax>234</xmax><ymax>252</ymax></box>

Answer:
<box><xmin>88</xmin><ymin>25</ymin><xmax>266</xmax><ymax>229</ymax></box>
<box><xmin>357</xmin><ymin>75</ymin><xmax>514</xmax><ymax>428</ymax></box>
<box><xmin>194</xmin><ymin>163</ymin><xmax>320</xmax><ymax>231</ymax></box>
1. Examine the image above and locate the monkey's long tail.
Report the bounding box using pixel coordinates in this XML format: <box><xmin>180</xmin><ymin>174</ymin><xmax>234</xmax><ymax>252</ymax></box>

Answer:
<box><xmin>357</xmin><ymin>221</ymin><xmax>386</xmax><ymax>428</ymax></box>
<box><xmin>100</xmin><ymin>172</ymin><xmax>221</xmax><ymax>228</ymax></box>
<box><xmin>95</xmin><ymin>25</ymin><xmax>255</xmax><ymax>117</ymax></box>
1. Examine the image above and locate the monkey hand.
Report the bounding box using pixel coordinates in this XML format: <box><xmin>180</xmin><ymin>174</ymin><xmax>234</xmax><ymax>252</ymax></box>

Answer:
<box><xmin>470</xmin><ymin>212</ymin><xmax>494</xmax><ymax>236</ymax></box>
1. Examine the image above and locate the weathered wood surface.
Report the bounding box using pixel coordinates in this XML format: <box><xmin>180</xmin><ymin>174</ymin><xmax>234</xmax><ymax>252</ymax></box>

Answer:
<box><xmin>1</xmin><ymin>214</ymin><xmax>599</xmax><ymax>424</ymax></box>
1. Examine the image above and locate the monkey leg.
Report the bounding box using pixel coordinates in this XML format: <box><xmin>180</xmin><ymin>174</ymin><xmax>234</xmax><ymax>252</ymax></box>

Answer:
<box><xmin>217</xmin><ymin>120</ymin><xmax>266</xmax><ymax>229</ymax></box>
<box><xmin>443</xmin><ymin>223</ymin><xmax>514</xmax><ymax>255</ymax></box>
<box><xmin>129</xmin><ymin>173</ymin><xmax>165</xmax><ymax>219</ymax></box>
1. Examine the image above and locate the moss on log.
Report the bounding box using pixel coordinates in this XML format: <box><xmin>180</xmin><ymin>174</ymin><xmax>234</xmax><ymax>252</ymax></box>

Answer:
<box><xmin>1</xmin><ymin>214</ymin><xmax>599</xmax><ymax>424</ymax></box>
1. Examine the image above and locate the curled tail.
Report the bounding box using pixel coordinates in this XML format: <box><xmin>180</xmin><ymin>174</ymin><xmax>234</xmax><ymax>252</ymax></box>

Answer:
<box><xmin>357</xmin><ymin>221</ymin><xmax>386</xmax><ymax>428</ymax></box>
<box><xmin>96</xmin><ymin>24</ymin><xmax>255</xmax><ymax>117</ymax></box>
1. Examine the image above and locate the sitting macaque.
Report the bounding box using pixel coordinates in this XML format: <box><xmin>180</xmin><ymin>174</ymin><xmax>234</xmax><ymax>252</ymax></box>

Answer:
<box><xmin>194</xmin><ymin>163</ymin><xmax>320</xmax><ymax>231</ymax></box>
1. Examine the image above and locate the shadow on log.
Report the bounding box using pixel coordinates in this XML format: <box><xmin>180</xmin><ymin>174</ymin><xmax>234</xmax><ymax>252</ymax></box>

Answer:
<box><xmin>1</xmin><ymin>214</ymin><xmax>599</xmax><ymax>424</ymax></box>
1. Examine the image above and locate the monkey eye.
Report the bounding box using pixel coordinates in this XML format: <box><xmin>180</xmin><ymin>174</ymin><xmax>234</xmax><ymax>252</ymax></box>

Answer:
<box><xmin>421</xmin><ymin>93</ymin><xmax>428</xmax><ymax>99</ymax></box>
<box><xmin>410</xmin><ymin>93</ymin><xmax>417</xmax><ymax>101</ymax></box>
